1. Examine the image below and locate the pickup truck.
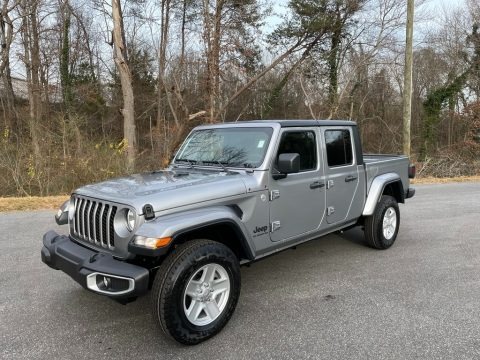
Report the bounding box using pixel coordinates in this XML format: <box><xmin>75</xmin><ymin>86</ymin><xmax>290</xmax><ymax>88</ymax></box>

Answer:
<box><xmin>41</xmin><ymin>120</ymin><xmax>415</xmax><ymax>344</ymax></box>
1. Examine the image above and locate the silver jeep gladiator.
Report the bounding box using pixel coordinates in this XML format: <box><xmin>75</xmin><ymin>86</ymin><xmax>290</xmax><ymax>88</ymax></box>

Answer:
<box><xmin>41</xmin><ymin>120</ymin><xmax>415</xmax><ymax>344</ymax></box>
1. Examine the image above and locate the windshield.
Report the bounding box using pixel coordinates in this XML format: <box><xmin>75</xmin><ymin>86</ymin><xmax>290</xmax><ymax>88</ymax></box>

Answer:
<box><xmin>174</xmin><ymin>127</ymin><xmax>274</xmax><ymax>168</ymax></box>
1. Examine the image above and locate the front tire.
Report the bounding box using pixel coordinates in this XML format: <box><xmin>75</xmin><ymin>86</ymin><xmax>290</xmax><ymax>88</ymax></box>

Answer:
<box><xmin>364</xmin><ymin>195</ymin><xmax>400</xmax><ymax>249</ymax></box>
<box><xmin>151</xmin><ymin>239</ymin><xmax>240</xmax><ymax>345</ymax></box>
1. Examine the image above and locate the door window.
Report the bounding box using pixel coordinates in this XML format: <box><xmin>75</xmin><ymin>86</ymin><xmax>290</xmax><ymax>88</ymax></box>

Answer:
<box><xmin>325</xmin><ymin>130</ymin><xmax>353</xmax><ymax>167</ymax></box>
<box><xmin>276</xmin><ymin>131</ymin><xmax>317</xmax><ymax>172</ymax></box>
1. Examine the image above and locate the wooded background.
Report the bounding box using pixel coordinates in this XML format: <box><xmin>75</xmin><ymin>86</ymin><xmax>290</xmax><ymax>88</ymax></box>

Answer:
<box><xmin>0</xmin><ymin>0</ymin><xmax>479</xmax><ymax>196</ymax></box>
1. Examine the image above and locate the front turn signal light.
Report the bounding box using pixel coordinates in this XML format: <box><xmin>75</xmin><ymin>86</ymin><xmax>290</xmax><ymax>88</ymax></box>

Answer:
<box><xmin>133</xmin><ymin>236</ymin><xmax>172</xmax><ymax>249</ymax></box>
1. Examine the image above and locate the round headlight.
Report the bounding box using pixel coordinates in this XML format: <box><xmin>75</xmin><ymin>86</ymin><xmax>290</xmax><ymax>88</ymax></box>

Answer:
<box><xmin>126</xmin><ymin>209</ymin><xmax>136</xmax><ymax>231</ymax></box>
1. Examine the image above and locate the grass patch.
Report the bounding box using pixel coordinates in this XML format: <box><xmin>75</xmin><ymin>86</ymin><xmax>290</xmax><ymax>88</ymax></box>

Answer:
<box><xmin>0</xmin><ymin>195</ymin><xmax>69</xmax><ymax>212</ymax></box>
<box><xmin>412</xmin><ymin>175</ymin><xmax>480</xmax><ymax>184</ymax></box>
<box><xmin>1</xmin><ymin>175</ymin><xmax>479</xmax><ymax>212</ymax></box>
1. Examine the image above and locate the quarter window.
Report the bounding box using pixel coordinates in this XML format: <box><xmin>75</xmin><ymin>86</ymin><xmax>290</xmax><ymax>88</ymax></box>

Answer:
<box><xmin>325</xmin><ymin>130</ymin><xmax>353</xmax><ymax>167</ymax></box>
<box><xmin>276</xmin><ymin>131</ymin><xmax>317</xmax><ymax>171</ymax></box>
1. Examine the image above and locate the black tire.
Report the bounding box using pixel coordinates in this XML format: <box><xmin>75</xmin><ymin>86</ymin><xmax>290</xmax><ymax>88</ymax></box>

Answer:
<box><xmin>364</xmin><ymin>195</ymin><xmax>400</xmax><ymax>249</ymax></box>
<box><xmin>151</xmin><ymin>239</ymin><xmax>240</xmax><ymax>345</ymax></box>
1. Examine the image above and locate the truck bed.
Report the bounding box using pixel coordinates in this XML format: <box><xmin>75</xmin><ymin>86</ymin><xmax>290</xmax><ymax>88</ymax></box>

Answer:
<box><xmin>363</xmin><ymin>154</ymin><xmax>410</xmax><ymax>193</ymax></box>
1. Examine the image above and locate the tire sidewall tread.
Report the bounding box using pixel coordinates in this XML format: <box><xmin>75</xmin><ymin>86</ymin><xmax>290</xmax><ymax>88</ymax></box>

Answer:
<box><xmin>365</xmin><ymin>195</ymin><xmax>400</xmax><ymax>250</ymax></box>
<box><xmin>151</xmin><ymin>239</ymin><xmax>240</xmax><ymax>345</ymax></box>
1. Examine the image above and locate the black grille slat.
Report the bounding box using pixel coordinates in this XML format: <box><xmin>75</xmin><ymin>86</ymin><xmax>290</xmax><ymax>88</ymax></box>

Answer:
<box><xmin>76</xmin><ymin>198</ymin><xmax>82</xmax><ymax>236</ymax></box>
<box><xmin>98</xmin><ymin>203</ymin><xmax>105</xmax><ymax>245</ymax></box>
<box><xmin>109</xmin><ymin>207</ymin><xmax>117</xmax><ymax>247</ymax></box>
<box><xmin>73</xmin><ymin>197</ymin><xmax>79</xmax><ymax>234</ymax></box>
<box><xmin>85</xmin><ymin>200</ymin><xmax>92</xmax><ymax>240</ymax></box>
<box><xmin>102</xmin><ymin>204</ymin><xmax>110</xmax><ymax>248</ymax></box>
<box><xmin>88</xmin><ymin>201</ymin><xmax>95</xmax><ymax>240</ymax></box>
<box><xmin>79</xmin><ymin>199</ymin><xmax>86</xmax><ymax>238</ymax></box>
<box><xmin>71</xmin><ymin>196</ymin><xmax>117</xmax><ymax>250</ymax></box>
<box><xmin>94</xmin><ymin>203</ymin><xmax>102</xmax><ymax>243</ymax></box>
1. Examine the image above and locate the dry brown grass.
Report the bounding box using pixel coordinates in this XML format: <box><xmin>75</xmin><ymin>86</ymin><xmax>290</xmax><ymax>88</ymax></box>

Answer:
<box><xmin>0</xmin><ymin>175</ymin><xmax>479</xmax><ymax>212</ymax></box>
<box><xmin>412</xmin><ymin>176</ymin><xmax>480</xmax><ymax>184</ymax></box>
<box><xmin>0</xmin><ymin>195</ymin><xmax>69</xmax><ymax>212</ymax></box>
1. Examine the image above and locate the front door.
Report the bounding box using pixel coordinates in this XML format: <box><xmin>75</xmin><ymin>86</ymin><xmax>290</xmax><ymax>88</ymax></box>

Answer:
<box><xmin>322</xmin><ymin>127</ymin><xmax>360</xmax><ymax>224</ymax></box>
<box><xmin>269</xmin><ymin>128</ymin><xmax>326</xmax><ymax>242</ymax></box>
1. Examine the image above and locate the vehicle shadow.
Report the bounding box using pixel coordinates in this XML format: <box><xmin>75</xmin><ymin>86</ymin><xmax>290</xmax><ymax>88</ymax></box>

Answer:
<box><xmin>45</xmin><ymin>228</ymin><xmax>372</xmax><ymax>356</ymax></box>
<box><xmin>336</xmin><ymin>226</ymin><xmax>368</xmax><ymax>247</ymax></box>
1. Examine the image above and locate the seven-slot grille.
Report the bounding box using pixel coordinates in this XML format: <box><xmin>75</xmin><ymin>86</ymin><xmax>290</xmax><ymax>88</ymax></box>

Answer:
<box><xmin>72</xmin><ymin>196</ymin><xmax>117</xmax><ymax>249</ymax></box>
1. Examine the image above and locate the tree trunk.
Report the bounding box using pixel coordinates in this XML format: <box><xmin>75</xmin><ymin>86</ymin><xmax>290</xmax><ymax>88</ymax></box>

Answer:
<box><xmin>112</xmin><ymin>0</ymin><xmax>136</xmax><ymax>171</ymax></box>
<box><xmin>60</xmin><ymin>0</ymin><xmax>72</xmax><ymax>111</ymax></box>
<box><xmin>20</xmin><ymin>0</ymin><xmax>42</xmax><ymax>160</ymax></box>
<box><xmin>0</xmin><ymin>0</ymin><xmax>16</xmax><ymax>124</ymax></box>
<box><xmin>402</xmin><ymin>0</ymin><xmax>414</xmax><ymax>157</ymax></box>
<box><xmin>180</xmin><ymin>0</ymin><xmax>187</xmax><ymax>70</ymax></box>
<box><xmin>328</xmin><ymin>15</ymin><xmax>341</xmax><ymax>112</ymax></box>
<box><xmin>157</xmin><ymin>0</ymin><xmax>172</xmax><ymax>128</ymax></box>
<box><xmin>203</xmin><ymin>0</ymin><xmax>225</xmax><ymax>123</ymax></box>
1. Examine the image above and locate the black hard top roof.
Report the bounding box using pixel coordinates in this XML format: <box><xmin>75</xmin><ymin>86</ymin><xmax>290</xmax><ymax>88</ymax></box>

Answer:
<box><xmin>238</xmin><ymin>119</ymin><xmax>356</xmax><ymax>127</ymax></box>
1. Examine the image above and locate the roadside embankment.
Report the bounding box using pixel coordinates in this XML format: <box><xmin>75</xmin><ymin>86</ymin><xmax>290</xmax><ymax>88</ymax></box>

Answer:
<box><xmin>0</xmin><ymin>175</ymin><xmax>479</xmax><ymax>212</ymax></box>
<box><xmin>0</xmin><ymin>196</ymin><xmax>69</xmax><ymax>212</ymax></box>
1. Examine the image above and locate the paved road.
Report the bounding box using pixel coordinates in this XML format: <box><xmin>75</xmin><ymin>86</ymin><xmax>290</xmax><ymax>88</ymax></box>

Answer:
<box><xmin>1</xmin><ymin>183</ymin><xmax>480</xmax><ymax>360</ymax></box>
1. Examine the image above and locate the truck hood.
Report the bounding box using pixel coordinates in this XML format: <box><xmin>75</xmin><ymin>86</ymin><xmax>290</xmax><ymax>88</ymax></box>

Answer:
<box><xmin>74</xmin><ymin>169</ymin><xmax>248</xmax><ymax>214</ymax></box>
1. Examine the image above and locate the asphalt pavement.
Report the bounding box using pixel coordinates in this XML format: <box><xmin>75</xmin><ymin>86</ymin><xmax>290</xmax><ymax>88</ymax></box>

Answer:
<box><xmin>1</xmin><ymin>182</ymin><xmax>480</xmax><ymax>360</ymax></box>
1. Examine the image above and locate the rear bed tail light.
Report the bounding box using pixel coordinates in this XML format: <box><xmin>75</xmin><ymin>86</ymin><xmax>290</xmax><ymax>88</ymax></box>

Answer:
<box><xmin>408</xmin><ymin>164</ymin><xmax>416</xmax><ymax>179</ymax></box>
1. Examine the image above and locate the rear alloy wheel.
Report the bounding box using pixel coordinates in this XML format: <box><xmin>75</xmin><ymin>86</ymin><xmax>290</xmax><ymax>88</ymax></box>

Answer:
<box><xmin>364</xmin><ymin>195</ymin><xmax>400</xmax><ymax>249</ymax></box>
<box><xmin>382</xmin><ymin>207</ymin><xmax>397</xmax><ymax>240</ymax></box>
<box><xmin>151</xmin><ymin>239</ymin><xmax>240</xmax><ymax>345</ymax></box>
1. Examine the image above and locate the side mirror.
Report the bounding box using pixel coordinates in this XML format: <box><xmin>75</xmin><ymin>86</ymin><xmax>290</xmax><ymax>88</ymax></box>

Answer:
<box><xmin>274</xmin><ymin>153</ymin><xmax>300</xmax><ymax>179</ymax></box>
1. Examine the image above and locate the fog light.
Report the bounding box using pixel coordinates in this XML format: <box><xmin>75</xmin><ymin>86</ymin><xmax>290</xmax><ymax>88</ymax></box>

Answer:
<box><xmin>100</xmin><ymin>276</ymin><xmax>111</xmax><ymax>289</ymax></box>
<box><xmin>86</xmin><ymin>272</ymin><xmax>135</xmax><ymax>295</ymax></box>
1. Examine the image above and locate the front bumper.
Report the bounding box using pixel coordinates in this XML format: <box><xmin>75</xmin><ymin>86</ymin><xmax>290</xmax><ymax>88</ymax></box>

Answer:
<box><xmin>41</xmin><ymin>231</ymin><xmax>149</xmax><ymax>299</ymax></box>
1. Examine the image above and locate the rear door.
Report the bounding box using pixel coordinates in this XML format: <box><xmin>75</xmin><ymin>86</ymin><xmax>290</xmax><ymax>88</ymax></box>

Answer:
<box><xmin>269</xmin><ymin>128</ymin><xmax>326</xmax><ymax>242</ymax></box>
<box><xmin>321</xmin><ymin>127</ymin><xmax>360</xmax><ymax>224</ymax></box>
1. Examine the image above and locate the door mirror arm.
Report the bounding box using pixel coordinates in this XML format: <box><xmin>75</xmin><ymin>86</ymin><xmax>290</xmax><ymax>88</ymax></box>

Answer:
<box><xmin>272</xmin><ymin>170</ymin><xmax>287</xmax><ymax>180</ymax></box>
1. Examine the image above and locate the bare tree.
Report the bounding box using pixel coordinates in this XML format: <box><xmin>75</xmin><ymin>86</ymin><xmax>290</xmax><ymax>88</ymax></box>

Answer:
<box><xmin>19</xmin><ymin>0</ymin><xmax>42</xmax><ymax>159</ymax></box>
<box><xmin>112</xmin><ymin>0</ymin><xmax>136</xmax><ymax>170</ymax></box>
<box><xmin>402</xmin><ymin>0</ymin><xmax>414</xmax><ymax>157</ymax></box>
<box><xmin>202</xmin><ymin>0</ymin><xmax>225</xmax><ymax>123</ymax></box>
<box><xmin>0</xmin><ymin>0</ymin><xmax>18</xmax><ymax>123</ymax></box>
<box><xmin>156</xmin><ymin>0</ymin><xmax>173</xmax><ymax>127</ymax></box>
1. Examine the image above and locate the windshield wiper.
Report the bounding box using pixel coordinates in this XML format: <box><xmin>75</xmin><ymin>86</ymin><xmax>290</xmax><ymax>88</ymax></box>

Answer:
<box><xmin>216</xmin><ymin>160</ymin><xmax>229</xmax><ymax>172</ymax></box>
<box><xmin>200</xmin><ymin>160</ymin><xmax>233</xmax><ymax>172</ymax></box>
<box><xmin>174</xmin><ymin>158</ymin><xmax>196</xmax><ymax>168</ymax></box>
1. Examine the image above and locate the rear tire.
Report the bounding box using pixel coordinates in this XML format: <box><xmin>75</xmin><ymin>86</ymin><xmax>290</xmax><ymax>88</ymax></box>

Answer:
<box><xmin>364</xmin><ymin>195</ymin><xmax>400</xmax><ymax>249</ymax></box>
<box><xmin>151</xmin><ymin>239</ymin><xmax>240</xmax><ymax>345</ymax></box>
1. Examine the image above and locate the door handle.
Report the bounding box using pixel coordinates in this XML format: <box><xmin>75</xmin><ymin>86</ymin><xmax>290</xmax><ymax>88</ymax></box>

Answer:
<box><xmin>345</xmin><ymin>175</ymin><xmax>357</xmax><ymax>182</ymax></box>
<box><xmin>310</xmin><ymin>181</ymin><xmax>325</xmax><ymax>189</ymax></box>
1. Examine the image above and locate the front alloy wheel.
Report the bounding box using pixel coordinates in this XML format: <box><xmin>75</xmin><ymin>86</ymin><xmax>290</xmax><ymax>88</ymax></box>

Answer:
<box><xmin>151</xmin><ymin>239</ymin><xmax>240</xmax><ymax>345</ymax></box>
<box><xmin>183</xmin><ymin>263</ymin><xmax>231</xmax><ymax>326</ymax></box>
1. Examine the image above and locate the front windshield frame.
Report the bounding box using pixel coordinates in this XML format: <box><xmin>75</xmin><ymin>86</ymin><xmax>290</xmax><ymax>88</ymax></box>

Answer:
<box><xmin>173</xmin><ymin>126</ymin><xmax>275</xmax><ymax>169</ymax></box>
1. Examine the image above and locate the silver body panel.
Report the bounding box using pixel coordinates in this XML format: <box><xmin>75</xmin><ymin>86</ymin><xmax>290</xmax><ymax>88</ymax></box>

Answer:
<box><xmin>65</xmin><ymin>121</ymin><xmax>412</xmax><ymax>260</ymax></box>
<box><xmin>362</xmin><ymin>173</ymin><xmax>401</xmax><ymax>216</ymax></box>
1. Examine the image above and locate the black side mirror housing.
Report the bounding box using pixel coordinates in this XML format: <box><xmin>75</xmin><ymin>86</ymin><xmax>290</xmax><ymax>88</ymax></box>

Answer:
<box><xmin>273</xmin><ymin>153</ymin><xmax>300</xmax><ymax>179</ymax></box>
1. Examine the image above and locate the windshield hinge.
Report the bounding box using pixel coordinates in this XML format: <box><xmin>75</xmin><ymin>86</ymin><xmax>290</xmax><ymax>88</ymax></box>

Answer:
<box><xmin>270</xmin><ymin>190</ymin><xmax>280</xmax><ymax>201</ymax></box>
